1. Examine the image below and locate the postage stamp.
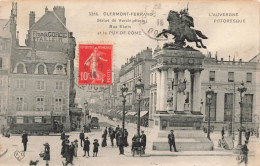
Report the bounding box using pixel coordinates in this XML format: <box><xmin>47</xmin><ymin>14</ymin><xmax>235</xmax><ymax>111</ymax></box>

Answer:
<box><xmin>78</xmin><ymin>44</ymin><xmax>112</xmax><ymax>85</ymax></box>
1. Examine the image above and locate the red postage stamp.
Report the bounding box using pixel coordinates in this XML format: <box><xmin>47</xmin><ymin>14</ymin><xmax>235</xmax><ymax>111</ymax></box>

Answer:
<box><xmin>78</xmin><ymin>44</ymin><xmax>112</xmax><ymax>85</ymax></box>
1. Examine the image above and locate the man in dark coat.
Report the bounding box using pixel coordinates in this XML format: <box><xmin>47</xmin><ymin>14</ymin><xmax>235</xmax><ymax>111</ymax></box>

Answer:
<box><xmin>110</xmin><ymin>128</ymin><xmax>115</xmax><ymax>146</ymax></box>
<box><xmin>22</xmin><ymin>130</ymin><xmax>28</xmax><ymax>151</ymax></box>
<box><xmin>115</xmin><ymin>130</ymin><xmax>120</xmax><ymax>147</ymax></box>
<box><xmin>245</xmin><ymin>129</ymin><xmax>251</xmax><ymax>142</ymax></box>
<box><xmin>108</xmin><ymin>126</ymin><xmax>112</xmax><ymax>137</ymax></box>
<box><xmin>60</xmin><ymin>131</ymin><xmax>66</xmax><ymax>140</ymax></box>
<box><xmin>64</xmin><ymin>143</ymin><xmax>74</xmax><ymax>166</ymax></box>
<box><xmin>242</xmin><ymin>140</ymin><xmax>249</xmax><ymax>165</ymax></box>
<box><xmin>115</xmin><ymin>125</ymin><xmax>120</xmax><ymax>132</ymax></box>
<box><xmin>104</xmin><ymin>127</ymin><xmax>108</xmax><ymax>137</ymax></box>
<box><xmin>168</xmin><ymin>130</ymin><xmax>178</xmax><ymax>152</ymax></box>
<box><xmin>83</xmin><ymin>137</ymin><xmax>90</xmax><ymax>157</ymax></box>
<box><xmin>123</xmin><ymin>129</ymin><xmax>129</xmax><ymax>147</ymax></box>
<box><xmin>140</xmin><ymin>131</ymin><xmax>146</xmax><ymax>151</ymax></box>
<box><xmin>79</xmin><ymin>130</ymin><xmax>85</xmax><ymax>147</ymax></box>
<box><xmin>61</xmin><ymin>135</ymin><xmax>70</xmax><ymax>158</ymax></box>
<box><xmin>118</xmin><ymin>132</ymin><xmax>124</xmax><ymax>155</ymax></box>
<box><xmin>221</xmin><ymin>127</ymin><xmax>225</xmax><ymax>138</ymax></box>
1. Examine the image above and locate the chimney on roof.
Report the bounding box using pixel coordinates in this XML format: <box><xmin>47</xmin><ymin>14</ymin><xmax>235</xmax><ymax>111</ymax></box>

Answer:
<box><xmin>215</xmin><ymin>51</ymin><xmax>218</xmax><ymax>60</ymax></box>
<box><xmin>16</xmin><ymin>31</ymin><xmax>19</xmax><ymax>46</ymax></box>
<box><xmin>53</xmin><ymin>6</ymin><xmax>66</xmax><ymax>25</ymax></box>
<box><xmin>221</xmin><ymin>58</ymin><xmax>223</xmax><ymax>64</ymax></box>
<box><xmin>29</xmin><ymin>11</ymin><xmax>35</xmax><ymax>28</ymax></box>
<box><xmin>208</xmin><ymin>51</ymin><xmax>212</xmax><ymax>58</ymax></box>
<box><xmin>229</xmin><ymin>55</ymin><xmax>230</xmax><ymax>62</ymax></box>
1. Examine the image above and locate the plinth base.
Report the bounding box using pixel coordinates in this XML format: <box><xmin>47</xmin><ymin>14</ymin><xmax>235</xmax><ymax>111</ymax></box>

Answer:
<box><xmin>152</xmin><ymin>130</ymin><xmax>214</xmax><ymax>151</ymax></box>
<box><xmin>151</xmin><ymin>113</ymin><xmax>213</xmax><ymax>151</ymax></box>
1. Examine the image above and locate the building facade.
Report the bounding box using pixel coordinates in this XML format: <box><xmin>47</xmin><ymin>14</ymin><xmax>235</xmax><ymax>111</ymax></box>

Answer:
<box><xmin>149</xmin><ymin>51</ymin><xmax>259</xmax><ymax>130</ymax></box>
<box><xmin>119</xmin><ymin>47</ymin><xmax>156</xmax><ymax>126</ymax></box>
<box><xmin>7</xmin><ymin>5</ymin><xmax>76</xmax><ymax>132</ymax></box>
<box><xmin>0</xmin><ymin>18</ymin><xmax>12</xmax><ymax>125</ymax></box>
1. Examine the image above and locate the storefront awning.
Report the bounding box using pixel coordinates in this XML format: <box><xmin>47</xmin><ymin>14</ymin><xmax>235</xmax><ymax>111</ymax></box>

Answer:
<box><xmin>128</xmin><ymin>112</ymin><xmax>137</xmax><ymax>116</ymax></box>
<box><xmin>140</xmin><ymin>111</ymin><xmax>148</xmax><ymax>117</ymax></box>
<box><xmin>107</xmin><ymin>109</ymin><xmax>113</xmax><ymax>113</ymax></box>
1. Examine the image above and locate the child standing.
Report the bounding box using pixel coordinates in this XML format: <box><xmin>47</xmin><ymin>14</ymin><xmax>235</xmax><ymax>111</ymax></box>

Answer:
<box><xmin>93</xmin><ymin>139</ymin><xmax>99</xmax><ymax>157</ymax></box>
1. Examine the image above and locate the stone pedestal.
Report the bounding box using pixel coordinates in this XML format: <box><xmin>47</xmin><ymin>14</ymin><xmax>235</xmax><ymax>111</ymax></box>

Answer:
<box><xmin>151</xmin><ymin>49</ymin><xmax>213</xmax><ymax>151</ymax></box>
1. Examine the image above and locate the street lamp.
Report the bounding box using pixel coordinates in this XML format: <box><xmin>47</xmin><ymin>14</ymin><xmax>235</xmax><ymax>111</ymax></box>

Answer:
<box><xmin>84</xmin><ymin>102</ymin><xmax>88</xmax><ymax>125</ymax></box>
<box><xmin>206</xmin><ymin>85</ymin><xmax>214</xmax><ymax>140</ymax></box>
<box><xmin>121</xmin><ymin>84</ymin><xmax>128</xmax><ymax>137</ymax></box>
<box><xmin>135</xmin><ymin>78</ymin><xmax>144</xmax><ymax>137</ymax></box>
<box><xmin>235</xmin><ymin>81</ymin><xmax>247</xmax><ymax>153</ymax></box>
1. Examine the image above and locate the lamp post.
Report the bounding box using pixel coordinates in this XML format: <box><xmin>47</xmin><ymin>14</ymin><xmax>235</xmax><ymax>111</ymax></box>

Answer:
<box><xmin>206</xmin><ymin>85</ymin><xmax>214</xmax><ymax>140</ymax></box>
<box><xmin>235</xmin><ymin>81</ymin><xmax>247</xmax><ymax>152</ymax></box>
<box><xmin>84</xmin><ymin>102</ymin><xmax>88</xmax><ymax>125</ymax></box>
<box><xmin>121</xmin><ymin>84</ymin><xmax>128</xmax><ymax>137</ymax></box>
<box><xmin>135</xmin><ymin>78</ymin><xmax>144</xmax><ymax>137</ymax></box>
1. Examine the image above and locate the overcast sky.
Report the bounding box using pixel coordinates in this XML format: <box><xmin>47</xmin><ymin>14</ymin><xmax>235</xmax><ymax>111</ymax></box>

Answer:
<box><xmin>0</xmin><ymin>0</ymin><xmax>259</xmax><ymax>68</ymax></box>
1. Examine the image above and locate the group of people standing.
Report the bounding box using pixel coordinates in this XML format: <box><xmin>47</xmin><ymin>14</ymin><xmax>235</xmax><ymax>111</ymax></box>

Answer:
<box><xmin>60</xmin><ymin>131</ymin><xmax>79</xmax><ymax>165</ymax></box>
<box><xmin>79</xmin><ymin>130</ymin><xmax>100</xmax><ymax>157</ymax></box>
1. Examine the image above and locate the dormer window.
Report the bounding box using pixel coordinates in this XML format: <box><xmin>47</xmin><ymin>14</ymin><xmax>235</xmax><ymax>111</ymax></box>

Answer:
<box><xmin>13</xmin><ymin>62</ymin><xmax>27</xmax><ymax>74</ymax></box>
<box><xmin>34</xmin><ymin>63</ymin><xmax>48</xmax><ymax>75</ymax></box>
<box><xmin>17</xmin><ymin>64</ymin><xmax>24</xmax><ymax>74</ymax></box>
<box><xmin>57</xmin><ymin>65</ymin><xmax>63</xmax><ymax>71</ymax></box>
<box><xmin>38</xmin><ymin>65</ymin><xmax>45</xmax><ymax>75</ymax></box>
<box><xmin>53</xmin><ymin>63</ymin><xmax>66</xmax><ymax>75</ymax></box>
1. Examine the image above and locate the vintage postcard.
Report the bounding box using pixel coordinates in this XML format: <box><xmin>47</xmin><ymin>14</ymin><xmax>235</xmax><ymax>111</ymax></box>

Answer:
<box><xmin>0</xmin><ymin>0</ymin><xmax>259</xmax><ymax>166</ymax></box>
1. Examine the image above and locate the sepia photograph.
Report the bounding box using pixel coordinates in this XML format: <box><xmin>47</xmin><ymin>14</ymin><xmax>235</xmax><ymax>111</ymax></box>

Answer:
<box><xmin>0</xmin><ymin>0</ymin><xmax>259</xmax><ymax>165</ymax></box>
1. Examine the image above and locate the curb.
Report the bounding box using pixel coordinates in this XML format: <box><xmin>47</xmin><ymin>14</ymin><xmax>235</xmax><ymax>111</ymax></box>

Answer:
<box><xmin>0</xmin><ymin>148</ymin><xmax>8</xmax><ymax>158</ymax></box>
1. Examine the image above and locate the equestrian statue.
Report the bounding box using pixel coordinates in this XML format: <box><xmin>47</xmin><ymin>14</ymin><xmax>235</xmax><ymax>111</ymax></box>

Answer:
<box><xmin>157</xmin><ymin>6</ymin><xmax>208</xmax><ymax>50</ymax></box>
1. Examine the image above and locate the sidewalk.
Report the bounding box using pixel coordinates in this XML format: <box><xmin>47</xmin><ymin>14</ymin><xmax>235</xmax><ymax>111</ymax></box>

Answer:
<box><xmin>0</xmin><ymin>136</ymin><xmax>9</xmax><ymax>158</ymax></box>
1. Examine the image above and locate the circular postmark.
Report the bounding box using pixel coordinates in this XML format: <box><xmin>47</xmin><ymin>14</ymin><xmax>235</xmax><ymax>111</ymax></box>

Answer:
<box><xmin>139</xmin><ymin>3</ymin><xmax>169</xmax><ymax>42</ymax></box>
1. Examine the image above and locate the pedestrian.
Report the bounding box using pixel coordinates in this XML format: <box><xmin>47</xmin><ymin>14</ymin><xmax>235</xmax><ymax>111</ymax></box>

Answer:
<box><xmin>168</xmin><ymin>130</ymin><xmax>178</xmax><ymax>152</ymax></box>
<box><xmin>108</xmin><ymin>126</ymin><xmax>112</xmax><ymax>137</ymax></box>
<box><xmin>43</xmin><ymin>143</ymin><xmax>50</xmax><ymax>166</ymax></box>
<box><xmin>140</xmin><ymin>131</ymin><xmax>146</xmax><ymax>153</ymax></box>
<box><xmin>79</xmin><ymin>130</ymin><xmax>85</xmax><ymax>147</ymax></box>
<box><xmin>115</xmin><ymin>130</ymin><xmax>120</xmax><ymax>147</ymax></box>
<box><xmin>245</xmin><ymin>129</ymin><xmax>250</xmax><ymax>142</ymax></box>
<box><xmin>242</xmin><ymin>140</ymin><xmax>249</xmax><ymax>166</ymax></box>
<box><xmin>102</xmin><ymin>132</ymin><xmax>107</xmax><ymax>147</ymax></box>
<box><xmin>83</xmin><ymin>137</ymin><xmax>90</xmax><ymax>157</ymax></box>
<box><xmin>221</xmin><ymin>127</ymin><xmax>225</xmax><ymax>138</ymax></box>
<box><xmin>22</xmin><ymin>130</ymin><xmax>28</xmax><ymax>151</ymax></box>
<box><xmin>93</xmin><ymin>139</ymin><xmax>99</xmax><ymax>157</ymax></box>
<box><xmin>110</xmin><ymin>128</ymin><xmax>115</xmax><ymax>146</ymax></box>
<box><xmin>104</xmin><ymin>127</ymin><xmax>108</xmax><ymax>136</ymax></box>
<box><xmin>60</xmin><ymin>130</ymin><xmax>65</xmax><ymax>140</ymax></box>
<box><xmin>1</xmin><ymin>125</ymin><xmax>5</xmax><ymax>136</ymax></box>
<box><xmin>131</xmin><ymin>134</ymin><xmax>139</xmax><ymax>154</ymax></box>
<box><xmin>118</xmin><ymin>132</ymin><xmax>124</xmax><ymax>155</ymax></box>
<box><xmin>64</xmin><ymin>142</ymin><xmax>74</xmax><ymax>166</ymax></box>
<box><xmin>61</xmin><ymin>135</ymin><xmax>70</xmax><ymax>158</ymax></box>
<box><xmin>88</xmin><ymin>123</ymin><xmax>91</xmax><ymax>133</ymax></box>
<box><xmin>115</xmin><ymin>125</ymin><xmax>120</xmax><ymax>132</ymax></box>
<box><xmin>73</xmin><ymin>140</ymin><xmax>78</xmax><ymax>157</ymax></box>
<box><xmin>124</xmin><ymin>129</ymin><xmax>129</xmax><ymax>147</ymax></box>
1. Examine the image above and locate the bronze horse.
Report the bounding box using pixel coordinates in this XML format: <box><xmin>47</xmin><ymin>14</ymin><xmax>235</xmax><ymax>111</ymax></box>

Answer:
<box><xmin>157</xmin><ymin>10</ymin><xmax>207</xmax><ymax>49</ymax></box>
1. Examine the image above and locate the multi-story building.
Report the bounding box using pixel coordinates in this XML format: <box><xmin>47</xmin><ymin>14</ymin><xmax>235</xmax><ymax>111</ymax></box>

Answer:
<box><xmin>7</xmin><ymin>5</ymin><xmax>76</xmax><ymax>131</ymax></box>
<box><xmin>0</xmin><ymin>18</ymin><xmax>12</xmax><ymax>125</ymax></box>
<box><xmin>119</xmin><ymin>47</ymin><xmax>156</xmax><ymax>126</ymax></box>
<box><xmin>150</xmin><ymin>51</ymin><xmax>259</xmax><ymax>130</ymax></box>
